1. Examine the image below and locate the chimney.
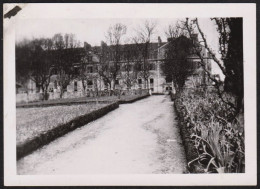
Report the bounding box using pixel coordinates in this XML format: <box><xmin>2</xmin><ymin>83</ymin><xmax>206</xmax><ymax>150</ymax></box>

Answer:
<box><xmin>158</xmin><ymin>36</ymin><xmax>162</xmax><ymax>47</ymax></box>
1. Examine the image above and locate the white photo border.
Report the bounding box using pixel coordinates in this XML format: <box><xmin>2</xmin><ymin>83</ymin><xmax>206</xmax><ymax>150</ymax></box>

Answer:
<box><xmin>4</xmin><ymin>3</ymin><xmax>257</xmax><ymax>186</ymax></box>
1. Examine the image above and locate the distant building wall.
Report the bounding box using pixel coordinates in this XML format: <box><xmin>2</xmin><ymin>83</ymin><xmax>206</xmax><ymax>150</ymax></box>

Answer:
<box><xmin>16</xmin><ymin>35</ymin><xmax>212</xmax><ymax>99</ymax></box>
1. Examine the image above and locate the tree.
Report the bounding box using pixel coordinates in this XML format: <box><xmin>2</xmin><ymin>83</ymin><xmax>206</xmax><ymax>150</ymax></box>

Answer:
<box><xmin>77</xmin><ymin>42</ymin><xmax>91</xmax><ymax>95</ymax></box>
<box><xmin>16</xmin><ymin>39</ymin><xmax>32</xmax><ymax>89</ymax></box>
<box><xmin>52</xmin><ymin>33</ymin><xmax>81</xmax><ymax>98</ymax></box>
<box><xmin>41</xmin><ymin>37</ymin><xmax>54</xmax><ymax>99</ymax></box>
<box><xmin>16</xmin><ymin>38</ymin><xmax>53</xmax><ymax>99</ymax></box>
<box><xmin>105</xmin><ymin>23</ymin><xmax>127</xmax><ymax>90</ymax></box>
<box><xmin>133</xmin><ymin>20</ymin><xmax>157</xmax><ymax>89</ymax></box>
<box><xmin>184</xmin><ymin>18</ymin><xmax>244</xmax><ymax>115</ymax></box>
<box><xmin>165</xmin><ymin>21</ymin><xmax>188</xmax><ymax>39</ymax></box>
<box><xmin>214</xmin><ymin>18</ymin><xmax>243</xmax><ymax>113</ymax></box>
<box><xmin>162</xmin><ymin>35</ymin><xmax>195</xmax><ymax>92</ymax></box>
<box><xmin>98</xmin><ymin>41</ymin><xmax>113</xmax><ymax>92</ymax></box>
<box><xmin>120</xmin><ymin>44</ymin><xmax>139</xmax><ymax>89</ymax></box>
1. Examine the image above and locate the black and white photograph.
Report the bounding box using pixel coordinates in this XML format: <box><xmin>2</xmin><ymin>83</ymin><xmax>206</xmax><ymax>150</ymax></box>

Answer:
<box><xmin>3</xmin><ymin>3</ymin><xmax>257</xmax><ymax>186</ymax></box>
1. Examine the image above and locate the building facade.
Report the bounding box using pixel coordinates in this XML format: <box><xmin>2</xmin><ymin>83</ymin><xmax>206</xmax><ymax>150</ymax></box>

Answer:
<box><xmin>17</xmin><ymin>35</ymin><xmax>212</xmax><ymax>97</ymax></box>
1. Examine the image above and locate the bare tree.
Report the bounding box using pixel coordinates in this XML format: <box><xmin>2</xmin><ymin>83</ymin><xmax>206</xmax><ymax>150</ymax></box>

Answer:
<box><xmin>133</xmin><ymin>20</ymin><xmax>157</xmax><ymax>89</ymax></box>
<box><xmin>77</xmin><ymin>43</ymin><xmax>91</xmax><ymax>95</ymax></box>
<box><xmin>52</xmin><ymin>33</ymin><xmax>81</xmax><ymax>98</ymax></box>
<box><xmin>41</xmin><ymin>38</ymin><xmax>55</xmax><ymax>99</ymax></box>
<box><xmin>105</xmin><ymin>23</ymin><xmax>127</xmax><ymax>90</ymax></box>
<box><xmin>165</xmin><ymin>21</ymin><xmax>188</xmax><ymax>39</ymax></box>
<box><xmin>183</xmin><ymin>18</ymin><xmax>243</xmax><ymax>115</ymax></box>
<box><xmin>98</xmin><ymin>41</ymin><xmax>113</xmax><ymax>93</ymax></box>
<box><xmin>16</xmin><ymin>38</ymin><xmax>54</xmax><ymax>99</ymax></box>
<box><xmin>120</xmin><ymin>44</ymin><xmax>139</xmax><ymax>89</ymax></box>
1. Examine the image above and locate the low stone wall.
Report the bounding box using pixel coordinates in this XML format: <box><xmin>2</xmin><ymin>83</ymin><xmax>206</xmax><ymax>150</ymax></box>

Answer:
<box><xmin>17</xmin><ymin>102</ymin><xmax>119</xmax><ymax>160</ymax></box>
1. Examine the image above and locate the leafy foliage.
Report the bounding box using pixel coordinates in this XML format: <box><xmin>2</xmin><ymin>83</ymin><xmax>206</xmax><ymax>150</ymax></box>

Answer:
<box><xmin>162</xmin><ymin>36</ymin><xmax>195</xmax><ymax>91</ymax></box>
<box><xmin>175</xmin><ymin>88</ymin><xmax>244</xmax><ymax>173</ymax></box>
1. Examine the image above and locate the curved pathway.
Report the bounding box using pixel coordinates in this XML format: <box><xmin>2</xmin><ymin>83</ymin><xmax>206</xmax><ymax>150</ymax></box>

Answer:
<box><xmin>17</xmin><ymin>95</ymin><xmax>187</xmax><ymax>174</ymax></box>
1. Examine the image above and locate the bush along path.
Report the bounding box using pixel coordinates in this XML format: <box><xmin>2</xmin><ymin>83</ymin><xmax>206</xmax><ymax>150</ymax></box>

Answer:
<box><xmin>173</xmin><ymin>88</ymin><xmax>245</xmax><ymax>173</ymax></box>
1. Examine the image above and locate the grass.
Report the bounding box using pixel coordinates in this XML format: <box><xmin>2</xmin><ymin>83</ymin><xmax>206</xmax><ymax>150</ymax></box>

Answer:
<box><xmin>16</xmin><ymin>103</ymin><xmax>109</xmax><ymax>145</ymax></box>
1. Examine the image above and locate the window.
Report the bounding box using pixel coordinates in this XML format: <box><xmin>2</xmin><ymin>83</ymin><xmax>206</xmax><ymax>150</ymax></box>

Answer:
<box><xmin>166</xmin><ymin>87</ymin><xmax>168</xmax><ymax>90</ymax></box>
<box><xmin>115</xmin><ymin>79</ymin><xmax>119</xmax><ymax>85</ymax></box>
<box><xmin>52</xmin><ymin>68</ymin><xmax>58</xmax><ymax>75</ymax></box>
<box><xmin>136</xmin><ymin>64</ymin><xmax>142</xmax><ymax>71</ymax></box>
<box><xmin>74</xmin><ymin>81</ymin><xmax>77</xmax><ymax>91</ymax></box>
<box><xmin>74</xmin><ymin>67</ymin><xmax>80</xmax><ymax>75</ymax></box>
<box><xmin>150</xmin><ymin>78</ymin><xmax>154</xmax><ymax>84</ymax></box>
<box><xmin>124</xmin><ymin>64</ymin><xmax>128</xmax><ymax>71</ymax></box>
<box><xmin>138</xmin><ymin>79</ymin><xmax>142</xmax><ymax>84</ymax></box>
<box><xmin>87</xmin><ymin>80</ymin><xmax>93</xmax><ymax>88</ymax></box>
<box><xmin>54</xmin><ymin>80</ymin><xmax>57</xmax><ymax>89</ymax></box>
<box><xmin>125</xmin><ymin>64</ymin><xmax>132</xmax><ymax>71</ymax></box>
<box><xmin>87</xmin><ymin>66</ymin><xmax>93</xmax><ymax>73</ymax></box>
<box><xmin>153</xmin><ymin>51</ymin><xmax>157</xmax><ymax>59</ymax></box>
<box><xmin>88</xmin><ymin>55</ymin><xmax>92</xmax><ymax>62</ymax></box>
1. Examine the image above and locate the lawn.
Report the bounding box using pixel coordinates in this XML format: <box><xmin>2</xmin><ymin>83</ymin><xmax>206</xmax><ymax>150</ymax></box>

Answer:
<box><xmin>16</xmin><ymin>103</ymin><xmax>109</xmax><ymax>145</ymax></box>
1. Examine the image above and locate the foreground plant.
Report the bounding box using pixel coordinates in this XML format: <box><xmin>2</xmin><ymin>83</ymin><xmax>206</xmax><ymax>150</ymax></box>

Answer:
<box><xmin>175</xmin><ymin>88</ymin><xmax>244</xmax><ymax>173</ymax></box>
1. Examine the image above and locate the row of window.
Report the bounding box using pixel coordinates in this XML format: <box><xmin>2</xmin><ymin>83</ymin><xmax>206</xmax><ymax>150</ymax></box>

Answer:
<box><xmin>108</xmin><ymin>50</ymin><xmax>158</xmax><ymax>61</ymax></box>
<box><xmin>49</xmin><ymin>78</ymin><xmax>156</xmax><ymax>92</ymax></box>
<box><xmin>72</xmin><ymin>78</ymin><xmax>155</xmax><ymax>91</ymax></box>
<box><xmin>77</xmin><ymin>63</ymin><xmax>157</xmax><ymax>74</ymax></box>
<box><xmin>51</xmin><ymin>63</ymin><xmax>157</xmax><ymax>76</ymax></box>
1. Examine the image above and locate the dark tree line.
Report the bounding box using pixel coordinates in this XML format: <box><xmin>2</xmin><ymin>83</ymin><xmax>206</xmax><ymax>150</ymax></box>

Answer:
<box><xmin>162</xmin><ymin>35</ymin><xmax>195</xmax><ymax>92</ymax></box>
<box><xmin>16</xmin><ymin>33</ymin><xmax>83</xmax><ymax>98</ymax></box>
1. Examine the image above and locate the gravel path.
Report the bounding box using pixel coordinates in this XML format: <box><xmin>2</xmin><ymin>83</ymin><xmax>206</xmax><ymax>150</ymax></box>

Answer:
<box><xmin>17</xmin><ymin>95</ymin><xmax>187</xmax><ymax>174</ymax></box>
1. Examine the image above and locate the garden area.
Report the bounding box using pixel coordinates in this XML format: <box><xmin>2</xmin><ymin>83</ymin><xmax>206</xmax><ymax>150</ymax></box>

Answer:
<box><xmin>16</xmin><ymin>92</ymin><xmax>149</xmax><ymax>159</ymax></box>
<box><xmin>16</xmin><ymin>103</ymin><xmax>109</xmax><ymax>145</ymax></box>
<box><xmin>173</xmin><ymin>88</ymin><xmax>244</xmax><ymax>173</ymax></box>
<box><xmin>16</xmin><ymin>91</ymin><xmax>149</xmax><ymax>108</ymax></box>
<box><xmin>166</xmin><ymin>18</ymin><xmax>245</xmax><ymax>173</ymax></box>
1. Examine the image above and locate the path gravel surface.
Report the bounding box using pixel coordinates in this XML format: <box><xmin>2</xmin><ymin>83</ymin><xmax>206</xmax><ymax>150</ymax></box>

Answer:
<box><xmin>17</xmin><ymin>95</ymin><xmax>187</xmax><ymax>174</ymax></box>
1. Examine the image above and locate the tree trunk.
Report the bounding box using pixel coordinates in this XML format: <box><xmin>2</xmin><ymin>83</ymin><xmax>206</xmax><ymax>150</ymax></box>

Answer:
<box><xmin>60</xmin><ymin>88</ymin><xmax>63</xmax><ymax>98</ymax></box>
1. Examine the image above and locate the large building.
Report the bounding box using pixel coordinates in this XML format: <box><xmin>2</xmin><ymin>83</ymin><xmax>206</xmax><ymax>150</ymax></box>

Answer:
<box><xmin>59</xmin><ymin>34</ymin><xmax>212</xmax><ymax>94</ymax></box>
<box><xmin>17</xmin><ymin>34</ymin><xmax>212</xmax><ymax>97</ymax></box>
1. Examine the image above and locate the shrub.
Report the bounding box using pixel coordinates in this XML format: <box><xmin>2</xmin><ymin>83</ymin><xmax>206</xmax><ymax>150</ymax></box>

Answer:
<box><xmin>175</xmin><ymin>88</ymin><xmax>244</xmax><ymax>173</ymax></box>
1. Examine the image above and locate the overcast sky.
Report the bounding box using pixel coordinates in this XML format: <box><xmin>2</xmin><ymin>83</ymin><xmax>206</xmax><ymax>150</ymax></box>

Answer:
<box><xmin>16</xmin><ymin>18</ymin><xmax>218</xmax><ymax>47</ymax></box>
<box><xmin>12</xmin><ymin>4</ymin><xmax>223</xmax><ymax>77</ymax></box>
